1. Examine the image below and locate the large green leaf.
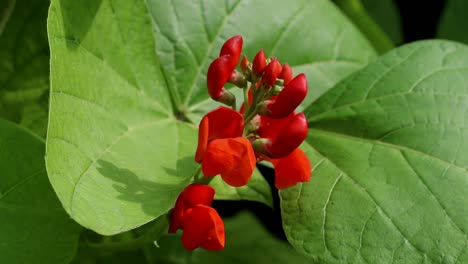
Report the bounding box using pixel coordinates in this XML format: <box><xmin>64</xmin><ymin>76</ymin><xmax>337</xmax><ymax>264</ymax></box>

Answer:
<box><xmin>147</xmin><ymin>0</ymin><xmax>376</xmax><ymax>122</ymax></box>
<box><xmin>281</xmin><ymin>40</ymin><xmax>468</xmax><ymax>263</ymax></box>
<box><xmin>150</xmin><ymin>211</ymin><xmax>311</xmax><ymax>264</ymax></box>
<box><xmin>47</xmin><ymin>0</ymin><xmax>374</xmax><ymax>235</ymax></box>
<box><xmin>437</xmin><ymin>0</ymin><xmax>468</xmax><ymax>45</ymax></box>
<box><xmin>0</xmin><ymin>0</ymin><xmax>49</xmax><ymax>136</ymax></box>
<box><xmin>0</xmin><ymin>119</ymin><xmax>81</xmax><ymax>263</ymax></box>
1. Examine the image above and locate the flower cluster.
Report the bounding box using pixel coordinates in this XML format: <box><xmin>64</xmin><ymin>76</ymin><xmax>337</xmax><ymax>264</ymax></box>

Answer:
<box><xmin>198</xmin><ymin>35</ymin><xmax>311</xmax><ymax>189</ymax></box>
<box><xmin>170</xmin><ymin>35</ymin><xmax>311</xmax><ymax>251</ymax></box>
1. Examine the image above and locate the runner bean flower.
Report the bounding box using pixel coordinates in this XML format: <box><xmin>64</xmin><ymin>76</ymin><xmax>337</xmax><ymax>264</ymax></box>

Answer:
<box><xmin>169</xmin><ymin>35</ymin><xmax>311</xmax><ymax>251</ymax></box>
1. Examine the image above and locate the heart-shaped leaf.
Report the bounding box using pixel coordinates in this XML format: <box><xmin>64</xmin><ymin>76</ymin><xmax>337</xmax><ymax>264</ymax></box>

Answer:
<box><xmin>281</xmin><ymin>40</ymin><xmax>468</xmax><ymax>263</ymax></box>
<box><xmin>47</xmin><ymin>0</ymin><xmax>375</xmax><ymax>235</ymax></box>
<box><xmin>0</xmin><ymin>119</ymin><xmax>81</xmax><ymax>264</ymax></box>
<box><xmin>0</xmin><ymin>0</ymin><xmax>49</xmax><ymax>137</ymax></box>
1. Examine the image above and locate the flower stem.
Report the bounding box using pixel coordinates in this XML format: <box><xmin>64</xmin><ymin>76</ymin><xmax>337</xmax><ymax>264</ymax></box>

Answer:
<box><xmin>333</xmin><ymin>0</ymin><xmax>394</xmax><ymax>54</ymax></box>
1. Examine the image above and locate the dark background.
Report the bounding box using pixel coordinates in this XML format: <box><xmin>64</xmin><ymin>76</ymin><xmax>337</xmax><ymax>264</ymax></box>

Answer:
<box><xmin>213</xmin><ymin>0</ymin><xmax>450</xmax><ymax>241</ymax></box>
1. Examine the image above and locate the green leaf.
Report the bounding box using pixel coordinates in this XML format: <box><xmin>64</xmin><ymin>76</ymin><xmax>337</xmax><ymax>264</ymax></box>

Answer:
<box><xmin>361</xmin><ymin>0</ymin><xmax>403</xmax><ymax>45</ymax></box>
<box><xmin>437</xmin><ymin>0</ymin><xmax>468</xmax><ymax>45</ymax></box>
<box><xmin>281</xmin><ymin>40</ymin><xmax>468</xmax><ymax>263</ymax></box>
<box><xmin>47</xmin><ymin>0</ymin><xmax>374</xmax><ymax>235</ymax></box>
<box><xmin>0</xmin><ymin>0</ymin><xmax>49</xmax><ymax>137</ymax></box>
<box><xmin>0</xmin><ymin>119</ymin><xmax>82</xmax><ymax>264</ymax></box>
<box><xmin>147</xmin><ymin>0</ymin><xmax>376</xmax><ymax>120</ymax></box>
<box><xmin>150</xmin><ymin>211</ymin><xmax>311</xmax><ymax>264</ymax></box>
<box><xmin>211</xmin><ymin>168</ymin><xmax>273</xmax><ymax>208</ymax></box>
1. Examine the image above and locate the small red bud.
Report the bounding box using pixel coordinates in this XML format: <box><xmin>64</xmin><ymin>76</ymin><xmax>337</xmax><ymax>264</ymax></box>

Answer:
<box><xmin>219</xmin><ymin>35</ymin><xmax>243</xmax><ymax>70</ymax></box>
<box><xmin>252</xmin><ymin>49</ymin><xmax>267</xmax><ymax>76</ymax></box>
<box><xmin>262</xmin><ymin>58</ymin><xmax>282</xmax><ymax>87</ymax></box>
<box><xmin>264</xmin><ymin>73</ymin><xmax>308</xmax><ymax>118</ymax></box>
<box><xmin>279</xmin><ymin>63</ymin><xmax>293</xmax><ymax>84</ymax></box>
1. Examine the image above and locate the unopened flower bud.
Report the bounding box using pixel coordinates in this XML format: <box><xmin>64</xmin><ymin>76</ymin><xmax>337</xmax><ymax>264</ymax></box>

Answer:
<box><xmin>279</xmin><ymin>63</ymin><xmax>293</xmax><ymax>84</ymax></box>
<box><xmin>252</xmin><ymin>49</ymin><xmax>267</xmax><ymax>76</ymax></box>
<box><xmin>262</xmin><ymin>58</ymin><xmax>282</xmax><ymax>87</ymax></box>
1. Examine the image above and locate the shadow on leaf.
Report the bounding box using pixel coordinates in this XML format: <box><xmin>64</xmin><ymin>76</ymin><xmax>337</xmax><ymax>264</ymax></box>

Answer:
<box><xmin>96</xmin><ymin>159</ymin><xmax>191</xmax><ymax>218</ymax></box>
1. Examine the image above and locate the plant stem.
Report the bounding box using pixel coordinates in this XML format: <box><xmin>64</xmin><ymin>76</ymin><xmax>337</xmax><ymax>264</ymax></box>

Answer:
<box><xmin>81</xmin><ymin>216</ymin><xmax>169</xmax><ymax>253</ymax></box>
<box><xmin>0</xmin><ymin>0</ymin><xmax>15</xmax><ymax>36</ymax></box>
<box><xmin>333</xmin><ymin>0</ymin><xmax>394</xmax><ymax>54</ymax></box>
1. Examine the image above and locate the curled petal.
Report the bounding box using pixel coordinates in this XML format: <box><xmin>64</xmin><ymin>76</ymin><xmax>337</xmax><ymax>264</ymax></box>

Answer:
<box><xmin>181</xmin><ymin>205</ymin><xmax>225</xmax><ymax>251</ymax></box>
<box><xmin>195</xmin><ymin>107</ymin><xmax>244</xmax><ymax>163</ymax></box>
<box><xmin>202</xmin><ymin>137</ymin><xmax>256</xmax><ymax>187</ymax></box>
<box><xmin>207</xmin><ymin>55</ymin><xmax>233</xmax><ymax>100</ymax></box>
<box><xmin>169</xmin><ymin>184</ymin><xmax>215</xmax><ymax>233</ymax></box>
<box><xmin>262</xmin><ymin>58</ymin><xmax>282</xmax><ymax>87</ymax></box>
<box><xmin>271</xmin><ymin>148</ymin><xmax>311</xmax><ymax>189</ymax></box>
<box><xmin>252</xmin><ymin>49</ymin><xmax>266</xmax><ymax>76</ymax></box>
<box><xmin>265</xmin><ymin>73</ymin><xmax>308</xmax><ymax>118</ymax></box>
<box><xmin>256</xmin><ymin>113</ymin><xmax>308</xmax><ymax>158</ymax></box>
<box><xmin>220</xmin><ymin>35</ymin><xmax>243</xmax><ymax>70</ymax></box>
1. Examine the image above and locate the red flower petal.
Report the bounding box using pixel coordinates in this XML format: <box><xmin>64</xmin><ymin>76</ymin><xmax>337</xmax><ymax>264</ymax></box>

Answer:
<box><xmin>181</xmin><ymin>204</ymin><xmax>225</xmax><ymax>251</ymax></box>
<box><xmin>195</xmin><ymin>107</ymin><xmax>244</xmax><ymax>163</ymax></box>
<box><xmin>202</xmin><ymin>137</ymin><xmax>256</xmax><ymax>187</ymax></box>
<box><xmin>207</xmin><ymin>55</ymin><xmax>233</xmax><ymax>100</ymax></box>
<box><xmin>169</xmin><ymin>184</ymin><xmax>215</xmax><ymax>233</ymax></box>
<box><xmin>267</xmin><ymin>73</ymin><xmax>308</xmax><ymax>118</ymax></box>
<box><xmin>219</xmin><ymin>35</ymin><xmax>243</xmax><ymax>70</ymax></box>
<box><xmin>262</xmin><ymin>58</ymin><xmax>282</xmax><ymax>87</ymax></box>
<box><xmin>256</xmin><ymin>113</ymin><xmax>308</xmax><ymax>158</ymax></box>
<box><xmin>271</xmin><ymin>148</ymin><xmax>311</xmax><ymax>189</ymax></box>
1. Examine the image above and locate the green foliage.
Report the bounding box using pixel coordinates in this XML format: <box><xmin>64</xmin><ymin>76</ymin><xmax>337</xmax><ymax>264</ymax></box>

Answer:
<box><xmin>46</xmin><ymin>0</ymin><xmax>374</xmax><ymax>235</ymax></box>
<box><xmin>0</xmin><ymin>119</ymin><xmax>81</xmax><ymax>264</ymax></box>
<box><xmin>281</xmin><ymin>40</ymin><xmax>468</xmax><ymax>263</ymax></box>
<box><xmin>151</xmin><ymin>212</ymin><xmax>312</xmax><ymax>264</ymax></box>
<box><xmin>0</xmin><ymin>0</ymin><xmax>49</xmax><ymax>137</ymax></box>
<box><xmin>1</xmin><ymin>0</ymin><xmax>467</xmax><ymax>262</ymax></box>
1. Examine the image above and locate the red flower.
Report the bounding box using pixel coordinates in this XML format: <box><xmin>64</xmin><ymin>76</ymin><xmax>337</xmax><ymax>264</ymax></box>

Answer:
<box><xmin>168</xmin><ymin>184</ymin><xmax>215</xmax><ymax>233</ymax></box>
<box><xmin>206</xmin><ymin>56</ymin><xmax>236</xmax><ymax>105</ymax></box>
<box><xmin>260</xmin><ymin>73</ymin><xmax>308</xmax><ymax>118</ymax></box>
<box><xmin>219</xmin><ymin>35</ymin><xmax>243</xmax><ymax>70</ymax></box>
<box><xmin>202</xmin><ymin>137</ymin><xmax>256</xmax><ymax>187</ymax></box>
<box><xmin>169</xmin><ymin>184</ymin><xmax>225</xmax><ymax>251</ymax></box>
<box><xmin>195</xmin><ymin>107</ymin><xmax>244</xmax><ymax>163</ymax></box>
<box><xmin>206</xmin><ymin>36</ymin><xmax>243</xmax><ymax>105</ymax></box>
<box><xmin>181</xmin><ymin>204</ymin><xmax>225</xmax><ymax>250</ymax></box>
<box><xmin>195</xmin><ymin>107</ymin><xmax>256</xmax><ymax>187</ymax></box>
<box><xmin>254</xmin><ymin>112</ymin><xmax>308</xmax><ymax>158</ymax></box>
<box><xmin>268</xmin><ymin>148</ymin><xmax>311</xmax><ymax>189</ymax></box>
